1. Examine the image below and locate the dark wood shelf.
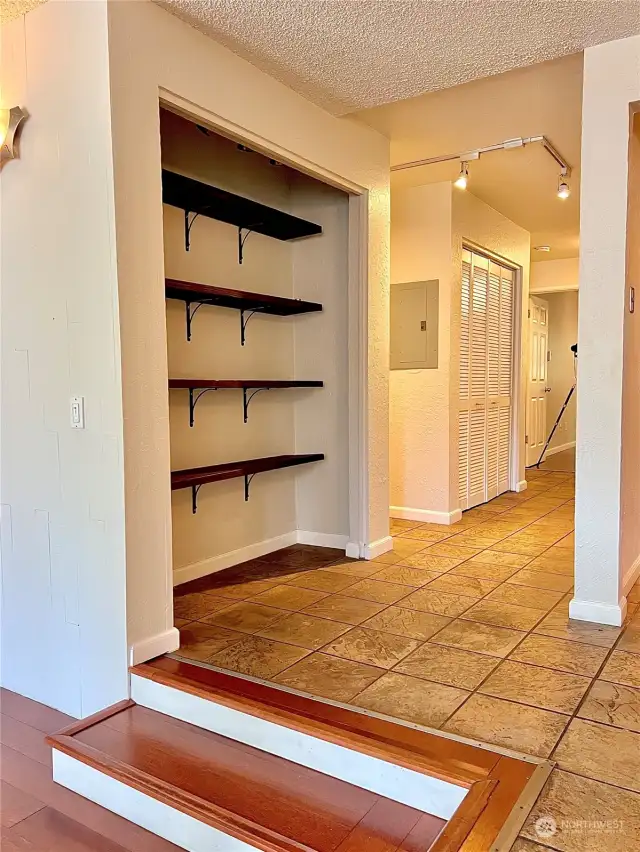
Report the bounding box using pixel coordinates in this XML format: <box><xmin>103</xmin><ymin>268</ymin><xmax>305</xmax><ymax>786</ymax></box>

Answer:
<box><xmin>162</xmin><ymin>169</ymin><xmax>322</xmax><ymax>242</ymax></box>
<box><xmin>166</xmin><ymin>280</ymin><xmax>323</xmax><ymax>343</ymax></box>
<box><xmin>172</xmin><ymin>453</ymin><xmax>324</xmax><ymax>511</ymax></box>
<box><xmin>169</xmin><ymin>379</ymin><xmax>323</xmax><ymax>390</ymax></box>
<box><xmin>169</xmin><ymin>379</ymin><xmax>324</xmax><ymax>426</ymax></box>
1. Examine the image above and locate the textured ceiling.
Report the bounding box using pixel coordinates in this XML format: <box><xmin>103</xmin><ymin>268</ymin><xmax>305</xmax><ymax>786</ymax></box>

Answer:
<box><xmin>0</xmin><ymin>0</ymin><xmax>43</xmax><ymax>22</ymax></box>
<box><xmin>356</xmin><ymin>53</ymin><xmax>584</xmax><ymax>259</ymax></box>
<box><xmin>154</xmin><ymin>0</ymin><xmax>639</xmax><ymax>114</ymax></box>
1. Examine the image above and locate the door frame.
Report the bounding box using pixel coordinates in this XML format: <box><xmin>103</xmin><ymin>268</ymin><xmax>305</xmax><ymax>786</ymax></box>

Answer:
<box><xmin>459</xmin><ymin>241</ymin><xmax>524</xmax><ymax>504</ymax></box>
<box><xmin>526</xmin><ymin>295</ymin><xmax>551</xmax><ymax>468</ymax></box>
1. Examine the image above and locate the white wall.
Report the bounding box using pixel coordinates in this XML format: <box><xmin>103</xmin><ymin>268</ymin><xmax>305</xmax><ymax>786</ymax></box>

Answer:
<box><xmin>390</xmin><ymin>183</ymin><xmax>453</xmax><ymax>519</ymax></box>
<box><xmin>572</xmin><ymin>35</ymin><xmax>640</xmax><ymax>626</ymax></box>
<box><xmin>620</xmin><ymin>110</ymin><xmax>640</xmax><ymax>592</ymax></box>
<box><xmin>105</xmin><ymin>0</ymin><xmax>390</xmax><ymax>666</ymax></box>
<box><xmin>389</xmin><ymin>184</ymin><xmax>529</xmax><ymax>520</ymax></box>
<box><xmin>545</xmin><ymin>291</ymin><xmax>579</xmax><ymax>452</ymax></box>
<box><xmin>530</xmin><ymin>257</ymin><xmax>579</xmax><ymax>293</ymax></box>
<box><xmin>0</xmin><ymin>2</ymin><xmax>128</xmax><ymax>716</ymax></box>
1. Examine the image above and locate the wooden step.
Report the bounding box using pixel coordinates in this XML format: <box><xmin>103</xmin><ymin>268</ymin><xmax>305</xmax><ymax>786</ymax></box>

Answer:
<box><xmin>130</xmin><ymin>658</ymin><xmax>551</xmax><ymax>851</ymax></box>
<box><xmin>47</xmin><ymin>701</ymin><xmax>446</xmax><ymax>852</ymax></box>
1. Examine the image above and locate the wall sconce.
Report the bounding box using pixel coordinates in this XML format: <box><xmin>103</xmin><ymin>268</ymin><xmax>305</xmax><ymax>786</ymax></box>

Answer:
<box><xmin>1</xmin><ymin>107</ymin><xmax>27</xmax><ymax>165</ymax></box>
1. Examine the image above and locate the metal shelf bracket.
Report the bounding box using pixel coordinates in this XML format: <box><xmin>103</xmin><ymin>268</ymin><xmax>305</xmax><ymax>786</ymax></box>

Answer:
<box><xmin>242</xmin><ymin>387</ymin><xmax>270</xmax><ymax>423</ymax></box>
<box><xmin>184</xmin><ymin>210</ymin><xmax>201</xmax><ymax>252</ymax></box>
<box><xmin>244</xmin><ymin>472</ymin><xmax>257</xmax><ymax>501</ymax></box>
<box><xmin>191</xmin><ymin>483</ymin><xmax>203</xmax><ymax>514</ymax></box>
<box><xmin>188</xmin><ymin>387</ymin><xmax>218</xmax><ymax>427</ymax></box>
<box><xmin>238</xmin><ymin>227</ymin><xmax>254</xmax><ymax>265</ymax></box>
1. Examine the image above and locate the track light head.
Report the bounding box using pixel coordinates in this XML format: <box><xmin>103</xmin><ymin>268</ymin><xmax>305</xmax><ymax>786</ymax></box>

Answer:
<box><xmin>557</xmin><ymin>177</ymin><xmax>570</xmax><ymax>199</ymax></box>
<box><xmin>454</xmin><ymin>161</ymin><xmax>469</xmax><ymax>190</ymax></box>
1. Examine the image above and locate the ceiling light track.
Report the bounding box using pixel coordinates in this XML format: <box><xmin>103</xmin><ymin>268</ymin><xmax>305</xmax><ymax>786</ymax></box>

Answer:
<box><xmin>390</xmin><ymin>135</ymin><xmax>571</xmax><ymax>177</ymax></box>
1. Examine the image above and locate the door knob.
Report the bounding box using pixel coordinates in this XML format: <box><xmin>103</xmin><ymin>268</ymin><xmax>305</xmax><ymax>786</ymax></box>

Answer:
<box><xmin>544</xmin><ymin>386</ymin><xmax>552</xmax><ymax>393</ymax></box>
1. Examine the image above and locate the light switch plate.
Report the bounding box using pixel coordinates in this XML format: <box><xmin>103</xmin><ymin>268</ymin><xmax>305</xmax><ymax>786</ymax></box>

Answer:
<box><xmin>70</xmin><ymin>396</ymin><xmax>85</xmax><ymax>429</ymax></box>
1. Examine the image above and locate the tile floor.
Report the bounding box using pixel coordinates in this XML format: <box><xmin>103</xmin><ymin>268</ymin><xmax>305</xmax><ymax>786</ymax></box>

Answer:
<box><xmin>173</xmin><ymin>468</ymin><xmax>640</xmax><ymax>852</ymax></box>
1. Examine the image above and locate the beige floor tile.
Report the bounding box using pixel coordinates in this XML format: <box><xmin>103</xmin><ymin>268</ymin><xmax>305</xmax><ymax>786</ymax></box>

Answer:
<box><xmin>444</xmin><ymin>694</ymin><xmax>568</xmax><ymax>757</ymax></box>
<box><xmin>174</xmin><ymin>617</ymin><xmax>192</xmax><ymax>628</ymax></box>
<box><xmin>390</xmin><ymin>518</ymin><xmax>421</xmax><ymax>533</ymax></box>
<box><xmin>362</xmin><ymin>606</ymin><xmax>450</xmax><ymax>640</ymax></box>
<box><xmin>534</xmin><ymin>610</ymin><xmax>622</xmax><ymax>648</ymax></box>
<box><xmin>554</xmin><ymin>718</ymin><xmax>640</xmax><ymax>793</ymax></box>
<box><xmin>273</xmin><ymin>652</ymin><xmax>383</xmax><ymax>702</ymax></box>
<box><xmin>285</xmin><ymin>569</ymin><xmax>359</xmax><ymax>594</ymax></box>
<box><xmin>398</xmin><ymin>552</ymin><xmax>463</xmax><ymax>571</ymax></box>
<box><xmin>522</xmin><ymin>769</ymin><xmax>640</xmax><ymax>852</ymax></box>
<box><xmin>201</xmin><ymin>577</ymin><xmax>281</xmax><ymax>600</ymax></box>
<box><xmin>177</xmin><ymin>622</ymin><xmax>245</xmax><ymax>661</ymax></box>
<box><xmin>394</xmin><ymin>643</ymin><xmax>499</xmax><ymax>690</ymax></box>
<box><xmin>370</xmin><ymin>564</ymin><xmax>441</xmax><ymax>587</ymax></box>
<box><xmin>209</xmin><ymin>634</ymin><xmax>310</xmax><ymax>679</ymax></box>
<box><xmin>249</xmin><ymin>584</ymin><xmax>329</xmax><ymax>611</ymax></box>
<box><xmin>302</xmin><ymin>594</ymin><xmax>387</xmax><ymax>625</ymax></box>
<box><xmin>600</xmin><ymin>650</ymin><xmax>640</xmax><ymax>688</ymax></box>
<box><xmin>400</xmin><ymin>588</ymin><xmax>479</xmax><ymax>617</ymax></box>
<box><xmin>202</xmin><ymin>601</ymin><xmax>286</xmax><ymax>634</ymax></box>
<box><xmin>352</xmin><ymin>671</ymin><xmax>469</xmax><ymax>727</ymax></box>
<box><xmin>464</xmin><ymin>550</ymin><xmax>533</xmax><ymax>568</ymax></box>
<box><xmin>396</xmin><ymin>528</ymin><xmax>452</xmax><ymax>542</ymax></box>
<box><xmin>256</xmin><ymin>611</ymin><xmax>351</xmax><ymax>650</ymax></box>
<box><xmin>492</xmin><ymin>540</ymin><xmax>548</xmax><ymax>557</ymax></box>
<box><xmin>462</xmin><ymin>600</ymin><xmax>547</xmax><ymax>631</ymax></box>
<box><xmin>485</xmin><ymin>583</ymin><xmax>564</xmax><ymax>611</ymax></box>
<box><xmin>447</xmin><ymin>561</ymin><xmax>521</xmax><ymax>582</ymax></box>
<box><xmin>371</xmin><ymin>539</ymin><xmax>428</xmax><ymax>564</ymax></box>
<box><xmin>425</xmin><ymin>573</ymin><xmax>501</xmax><ymax>597</ymax></box>
<box><xmin>323</xmin><ymin>627</ymin><xmax>420</xmax><ymax>669</ymax></box>
<box><xmin>344</xmin><ymin>578</ymin><xmax>413</xmax><ymax>605</ymax></box>
<box><xmin>578</xmin><ymin>680</ymin><xmax>640</xmax><ymax>733</ymax></box>
<box><xmin>479</xmin><ymin>660</ymin><xmax>589</xmax><ymax>713</ymax></box>
<box><xmin>174</xmin><ymin>592</ymin><xmax>236</xmax><ymax>620</ymax></box>
<box><xmin>509</xmin><ymin>839</ymin><xmax>551</xmax><ymax>852</ymax></box>
<box><xmin>507</xmin><ymin>568</ymin><xmax>573</xmax><ymax>593</ymax></box>
<box><xmin>510</xmin><ymin>634</ymin><xmax>608</xmax><ymax>677</ymax></box>
<box><xmin>617</xmin><ymin>623</ymin><xmax>640</xmax><ymax>654</ymax></box>
<box><xmin>445</xmin><ymin>534</ymin><xmax>503</xmax><ymax>549</ymax></box>
<box><xmin>426</xmin><ymin>542</ymin><xmax>485</xmax><ymax>559</ymax></box>
<box><xmin>430</xmin><ymin>619</ymin><xmax>525</xmax><ymax>658</ymax></box>
<box><xmin>322</xmin><ymin>560</ymin><xmax>382</xmax><ymax>578</ymax></box>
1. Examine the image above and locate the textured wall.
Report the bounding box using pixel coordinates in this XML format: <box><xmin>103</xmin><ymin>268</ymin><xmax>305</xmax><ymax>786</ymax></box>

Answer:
<box><xmin>1</xmin><ymin>1</ymin><xmax>128</xmax><ymax>717</ymax></box>
<box><xmin>530</xmin><ymin>258</ymin><xmax>580</xmax><ymax>293</ymax></box>
<box><xmin>574</xmin><ymin>35</ymin><xmax>640</xmax><ymax>624</ymax></box>
<box><xmin>106</xmin><ymin>0</ymin><xmax>390</xmax><ymax>664</ymax></box>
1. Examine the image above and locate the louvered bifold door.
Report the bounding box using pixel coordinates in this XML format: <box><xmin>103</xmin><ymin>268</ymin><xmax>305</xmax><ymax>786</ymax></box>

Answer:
<box><xmin>458</xmin><ymin>251</ymin><xmax>472</xmax><ymax>508</ymax></box>
<box><xmin>497</xmin><ymin>266</ymin><xmax>514</xmax><ymax>494</ymax></box>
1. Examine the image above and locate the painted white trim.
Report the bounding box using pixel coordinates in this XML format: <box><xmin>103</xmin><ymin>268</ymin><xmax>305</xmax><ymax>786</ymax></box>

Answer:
<box><xmin>129</xmin><ymin>627</ymin><xmax>180</xmax><ymax>667</ymax></box>
<box><xmin>364</xmin><ymin>535</ymin><xmax>393</xmax><ymax>560</ymax></box>
<box><xmin>390</xmin><ymin>506</ymin><xmax>462</xmax><ymax>526</ymax></box>
<box><xmin>296</xmin><ymin>530</ymin><xmax>349</xmax><ymax>550</ymax></box>
<box><xmin>544</xmin><ymin>441</ymin><xmax>576</xmax><ymax>458</ymax></box>
<box><xmin>623</xmin><ymin>553</ymin><xmax>640</xmax><ymax>596</ymax></box>
<box><xmin>131</xmin><ymin>674</ymin><xmax>465</xmax><ymax>819</ymax></box>
<box><xmin>569</xmin><ymin>596</ymin><xmax>627</xmax><ymax>627</ymax></box>
<box><xmin>345</xmin><ymin>541</ymin><xmax>362</xmax><ymax>559</ymax></box>
<box><xmin>515</xmin><ymin>480</ymin><xmax>528</xmax><ymax>493</ymax></box>
<box><xmin>172</xmin><ymin>532</ymin><xmax>297</xmax><ymax>586</ymax></box>
<box><xmin>52</xmin><ymin>750</ymin><xmax>256</xmax><ymax>852</ymax></box>
<box><xmin>530</xmin><ymin>284</ymin><xmax>579</xmax><ymax>294</ymax></box>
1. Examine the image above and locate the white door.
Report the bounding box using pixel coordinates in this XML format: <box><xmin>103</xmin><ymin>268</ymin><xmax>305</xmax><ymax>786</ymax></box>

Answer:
<box><xmin>526</xmin><ymin>296</ymin><xmax>550</xmax><ymax>467</ymax></box>
<box><xmin>459</xmin><ymin>250</ymin><xmax>515</xmax><ymax>510</ymax></box>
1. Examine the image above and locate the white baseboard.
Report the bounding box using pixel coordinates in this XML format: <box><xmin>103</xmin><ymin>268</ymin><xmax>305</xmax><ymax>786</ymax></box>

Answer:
<box><xmin>623</xmin><ymin>553</ymin><xmax>640</xmax><ymax>596</ymax></box>
<box><xmin>364</xmin><ymin>535</ymin><xmax>393</xmax><ymax>560</ymax></box>
<box><xmin>544</xmin><ymin>441</ymin><xmax>576</xmax><ymax>458</ymax></box>
<box><xmin>131</xmin><ymin>674</ymin><xmax>465</xmax><ymax>818</ymax></box>
<box><xmin>52</xmin><ymin>750</ymin><xmax>254</xmax><ymax>852</ymax></box>
<box><xmin>390</xmin><ymin>506</ymin><xmax>462</xmax><ymax>526</ymax></box>
<box><xmin>515</xmin><ymin>480</ymin><xmax>528</xmax><ymax>493</ymax></box>
<box><xmin>569</xmin><ymin>597</ymin><xmax>627</xmax><ymax>627</ymax></box>
<box><xmin>296</xmin><ymin>530</ymin><xmax>349</xmax><ymax>550</ymax></box>
<box><xmin>129</xmin><ymin>627</ymin><xmax>180</xmax><ymax>666</ymax></box>
<box><xmin>345</xmin><ymin>541</ymin><xmax>362</xmax><ymax>559</ymax></box>
<box><xmin>173</xmin><ymin>531</ymin><xmax>298</xmax><ymax>586</ymax></box>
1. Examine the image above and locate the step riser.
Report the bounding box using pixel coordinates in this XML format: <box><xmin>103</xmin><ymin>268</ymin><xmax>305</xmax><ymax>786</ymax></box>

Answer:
<box><xmin>131</xmin><ymin>673</ymin><xmax>466</xmax><ymax>820</ymax></box>
<box><xmin>52</xmin><ymin>750</ymin><xmax>259</xmax><ymax>852</ymax></box>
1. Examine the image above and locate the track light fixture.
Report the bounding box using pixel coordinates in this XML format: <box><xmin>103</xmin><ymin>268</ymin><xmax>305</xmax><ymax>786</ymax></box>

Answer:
<box><xmin>0</xmin><ymin>106</ymin><xmax>26</xmax><ymax>165</ymax></box>
<box><xmin>557</xmin><ymin>176</ymin><xmax>570</xmax><ymax>199</ymax></box>
<box><xmin>454</xmin><ymin>161</ymin><xmax>469</xmax><ymax>190</ymax></box>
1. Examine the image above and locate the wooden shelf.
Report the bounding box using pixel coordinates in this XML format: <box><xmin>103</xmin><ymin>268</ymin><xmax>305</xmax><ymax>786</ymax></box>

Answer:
<box><xmin>172</xmin><ymin>453</ymin><xmax>324</xmax><ymax>511</ymax></box>
<box><xmin>169</xmin><ymin>379</ymin><xmax>324</xmax><ymax>426</ymax></box>
<box><xmin>165</xmin><ymin>280</ymin><xmax>323</xmax><ymax>343</ymax></box>
<box><xmin>162</xmin><ymin>169</ymin><xmax>322</xmax><ymax>247</ymax></box>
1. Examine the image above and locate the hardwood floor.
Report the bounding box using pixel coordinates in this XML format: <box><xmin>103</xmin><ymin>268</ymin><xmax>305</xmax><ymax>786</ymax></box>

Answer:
<box><xmin>0</xmin><ymin>688</ymin><xmax>182</xmax><ymax>852</ymax></box>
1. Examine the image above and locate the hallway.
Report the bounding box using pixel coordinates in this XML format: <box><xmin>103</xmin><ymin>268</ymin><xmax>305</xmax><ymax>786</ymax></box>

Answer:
<box><xmin>173</xmin><ymin>470</ymin><xmax>639</xmax><ymax>850</ymax></box>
